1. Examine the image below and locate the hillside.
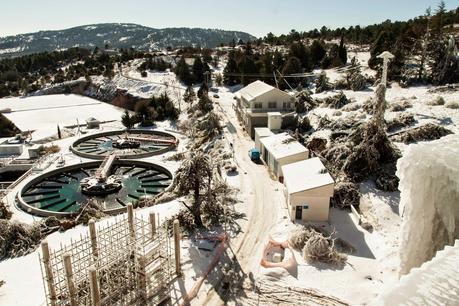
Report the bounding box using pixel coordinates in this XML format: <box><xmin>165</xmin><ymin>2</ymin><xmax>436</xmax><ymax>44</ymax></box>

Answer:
<box><xmin>0</xmin><ymin>23</ymin><xmax>256</xmax><ymax>58</ymax></box>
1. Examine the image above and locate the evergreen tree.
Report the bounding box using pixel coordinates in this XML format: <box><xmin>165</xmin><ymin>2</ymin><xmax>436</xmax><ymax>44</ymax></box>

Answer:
<box><xmin>197</xmin><ymin>82</ymin><xmax>209</xmax><ymax>99</ymax></box>
<box><xmin>135</xmin><ymin>101</ymin><xmax>156</xmax><ymax>126</ymax></box>
<box><xmin>175</xmin><ymin>56</ymin><xmax>193</xmax><ymax>85</ymax></box>
<box><xmin>338</xmin><ymin>36</ymin><xmax>348</xmax><ymax>65</ymax></box>
<box><xmin>310</xmin><ymin>40</ymin><xmax>326</xmax><ymax>67</ymax></box>
<box><xmin>223</xmin><ymin>51</ymin><xmax>239</xmax><ymax>85</ymax></box>
<box><xmin>289</xmin><ymin>43</ymin><xmax>312</xmax><ymax>71</ymax></box>
<box><xmin>281</xmin><ymin>56</ymin><xmax>303</xmax><ymax>88</ymax></box>
<box><xmin>121</xmin><ymin>109</ymin><xmax>135</xmax><ymax>129</ymax></box>
<box><xmin>192</xmin><ymin>57</ymin><xmax>205</xmax><ymax>83</ymax></box>
<box><xmin>239</xmin><ymin>56</ymin><xmax>258</xmax><ymax>86</ymax></box>
<box><xmin>368</xmin><ymin>31</ymin><xmax>393</xmax><ymax>69</ymax></box>
<box><xmin>183</xmin><ymin>86</ymin><xmax>197</xmax><ymax>105</ymax></box>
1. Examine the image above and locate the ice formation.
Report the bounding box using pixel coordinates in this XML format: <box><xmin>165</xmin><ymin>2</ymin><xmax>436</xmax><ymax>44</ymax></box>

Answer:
<box><xmin>375</xmin><ymin>240</ymin><xmax>459</xmax><ymax>305</ymax></box>
<box><xmin>397</xmin><ymin>134</ymin><xmax>459</xmax><ymax>275</ymax></box>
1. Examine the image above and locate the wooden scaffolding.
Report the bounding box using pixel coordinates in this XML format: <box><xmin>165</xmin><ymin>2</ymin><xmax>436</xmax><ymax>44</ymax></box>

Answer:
<box><xmin>39</xmin><ymin>205</ymin><xmax>181</xmax><ymax>306</ymax></box>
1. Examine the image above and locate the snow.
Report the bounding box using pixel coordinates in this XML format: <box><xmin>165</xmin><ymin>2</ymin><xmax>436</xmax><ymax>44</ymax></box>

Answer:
<box><xmin>375</xmin><ymin>240</ymin><xmax>459</xmax><ymax>305</ymax></box>
<box><xmin>260</xmin><ymin>132</ymin><xmax>308</xmax><ymax>159</ymax></box>
<box><xmin>0</xmin><ymin>94</ymin><xmax>126</xmax><ymax>140</ymax></box>
<box><xmin>396</xmin><ymin>134</ymin><xmax>459</xmax><ymax>275</ymax></box>
<box><xmin>282</xmin><ymin>157</ymin><xmax>334</xmax><ymax>194</ymax></box>
<box><xmin>0</xmin><ymin>46</ymin><xmax>23</xmax><ymax>55</ymax></box>
<box><xmin>235</xmin><ymin>80</ymin><xmax>277</xmax><ymax>101</ymax></box>
<box><xmin>0</xmin><ymin>200</ymin><xmax>182</xmax><ymax>306</ymax></box>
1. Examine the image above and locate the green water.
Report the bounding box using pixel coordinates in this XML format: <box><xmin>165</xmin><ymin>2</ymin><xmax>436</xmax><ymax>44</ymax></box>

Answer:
<box><xmin>22</xmin><ymin>165</ymin><xmax>171</xmax><ymax>213</ymax></box>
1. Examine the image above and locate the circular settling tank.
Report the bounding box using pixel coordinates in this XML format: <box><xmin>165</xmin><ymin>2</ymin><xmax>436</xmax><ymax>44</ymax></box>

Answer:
<box><xmin>18</xmin><ymin>160</ymin><xmax>172</xmax><ymax>217</ymax></box>
<box><xmin>70</xmin><ymin>129</ymin><xmax>177</xmax><ymax>159</ymax></box>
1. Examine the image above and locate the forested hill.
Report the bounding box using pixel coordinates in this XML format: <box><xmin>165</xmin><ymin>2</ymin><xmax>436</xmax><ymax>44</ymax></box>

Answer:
<box><xmin>0</xmin><ymin>23</ymin><xmax>256</xmax><ymax>58</ymax></box>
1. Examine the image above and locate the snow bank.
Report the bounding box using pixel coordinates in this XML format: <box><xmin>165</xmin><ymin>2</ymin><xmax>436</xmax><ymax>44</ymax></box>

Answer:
<box><xmin>396</xmin><ymin>134</ymin><xmax>459</xmax><ymax>275</ymax></box>
<box><xmin>374</xmin><ymin>240</ymin><xmax>459</xmax><ymax>305</ymax></box>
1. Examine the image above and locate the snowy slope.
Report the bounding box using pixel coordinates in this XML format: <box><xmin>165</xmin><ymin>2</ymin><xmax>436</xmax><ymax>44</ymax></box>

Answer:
<box><xmin>0</xmin><ymin>23</ymin><xmax>256</xmax><ymax>58</ymax></box>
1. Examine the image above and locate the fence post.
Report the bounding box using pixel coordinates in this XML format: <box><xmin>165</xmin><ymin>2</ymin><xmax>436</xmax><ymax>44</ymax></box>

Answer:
<box><xmin>41</xmin><ymin>241</ymin><xmax>57</xmax><ymax>306</ymax></box>
<box><xmin>88</xmin><ymin>219</ymin><xmax>98</xmax><ymax>260</ymax></box>
<box><xmin>137</xmin><ymin>255</ymin><xmax>147</xmax><ymax>301</ymax></box>
<box><xmin>149</xmin><ymin>212</ymin><xmax>156</xmax><ymax>238</ymax></box>
<box><xmin>89</xmin><ymin>266</ymin><xmax>101</xmax><ymax>306</ymax></box>
<box><xmin>173</xmin><ymin>219</ymin><xmax>181</xmax><ymax>275</ymax></box>
<box><xmin>63</xmin><ymin>253</ymin><xmax>78</xmax><ymax>306</ymax></box>
<box><xmin>127</xmin><ymin>203</ymin><xmax>136</xmax><ymax>241</ymax></box>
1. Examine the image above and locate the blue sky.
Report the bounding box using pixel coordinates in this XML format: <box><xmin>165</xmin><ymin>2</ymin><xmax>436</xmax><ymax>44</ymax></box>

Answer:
<box><xmin>1</xmin><ymin>0</ymin><xmax>457</xmax><ymax>38</ymax></box>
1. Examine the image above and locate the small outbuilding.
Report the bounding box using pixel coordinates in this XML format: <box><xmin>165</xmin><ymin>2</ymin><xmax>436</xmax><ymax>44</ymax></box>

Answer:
<box><xmin>86</xmin><ymin>117</ymin><xmax>100</xmax><ymax>129</ymax></box>
<box><xmin>282</xmin><ymin>158</ymin><xmax>335</xmax><ymax>222</ymax></box>
<box><xmin>254</xmin><ymin>127</ymin><xmax>274</xmax><ymax>151</ymax></box>
<box><xmin>259</xmin><ymin>132</ymin><xmax>309</xmax><ymax>180</ymax></box>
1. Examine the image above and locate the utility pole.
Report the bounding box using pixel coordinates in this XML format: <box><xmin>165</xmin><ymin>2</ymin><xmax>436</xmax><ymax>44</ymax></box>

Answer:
<box><xmin>377</xmin><ymin>51</ymin><xmax>395</xmax><ymax>87</ymax></box>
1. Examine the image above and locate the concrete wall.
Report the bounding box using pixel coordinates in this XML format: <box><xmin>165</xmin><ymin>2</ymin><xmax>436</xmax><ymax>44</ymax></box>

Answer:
<box><xmin>246</xmin><ymin>115</ymin><xmax>268</xmax><ymax>138</ymax></box>
<box><xmin>288</xmin><ymin>194</ymin><xmax>330</xmax><ymax>222</ymax></box>
<box><xmin>0</xmin><ymin>144</ymin><xmax>23</xmax><ymax>156</ymax></box>
<box><xmin>276</xmin><ymin>152</ymin><xmax>309</xmax><ymax>178</ymax></box>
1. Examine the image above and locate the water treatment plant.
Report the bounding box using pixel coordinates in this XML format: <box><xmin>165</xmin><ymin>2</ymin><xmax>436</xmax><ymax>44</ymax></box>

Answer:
<box><xmin>70</xmin><ymin>129</ymin><xmax>178</xmax><ymax>159</ymax></box>
<box><xmin>13</xmin><ymin>129</ymin><xmax>177</xmax><ymax>217</ymax></box>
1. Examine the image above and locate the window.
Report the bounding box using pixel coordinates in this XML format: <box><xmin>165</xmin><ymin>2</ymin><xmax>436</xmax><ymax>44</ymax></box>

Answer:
<box><xmin>283</xmin><ymin>102</ymin><xmax>290</xmax><ymax>110</ymax></box>
<box><xmin>303</xmin><ymin>205</ymin><xmax>309</xmax><ymax>209</ymax></box>
<box><xmin>268</xmin><ymin>102</ymin><xmax>277</xmax><ymax>109</ymax></box>
<box><xmin>254</xmin><ymin>102</ymin><xmax>262</xmax><ymax>109</ymax></box>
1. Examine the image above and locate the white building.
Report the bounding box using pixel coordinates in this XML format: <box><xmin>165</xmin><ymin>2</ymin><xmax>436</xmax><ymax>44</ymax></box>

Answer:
<box><xmin>254</xmin><ymin>128</ymin><xmax>274</xmax><ymax>151</ymax></box>
<box><xmin>234</xmin><ymin>81</ymin><xmax>294</xmax><ymax>138</ymax></box>
<box><xmin>259</xmin><ymin>133</ymin><xmax>308</xmax><ymax>180</ymax></box>
<box><xmin>282</xmin><ymin>158</ymin><xmax>334</xmax><ymax>222</ymax></box>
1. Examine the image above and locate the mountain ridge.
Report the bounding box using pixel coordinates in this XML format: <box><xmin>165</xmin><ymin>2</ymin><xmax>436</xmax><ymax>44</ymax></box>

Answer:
<box><xmin>0</xmin><ymin>23</ymin><xmax>256</xmax><ymax>58</ymax></box>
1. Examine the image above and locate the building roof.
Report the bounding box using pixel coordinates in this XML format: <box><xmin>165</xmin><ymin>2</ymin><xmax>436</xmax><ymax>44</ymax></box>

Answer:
<box><xmin>236</xmin><ymin>80</ymin><xmax>290</xmax><ymax>102</ymax></box>
<box><xmin>282</xmin><ymin>158</ymin><xmax>334</xmax><ymax>195</ymax></box>
<box><xmin>254</xmin><ymin>127</ymin><xmax>274</xmax><ymax>138</ymax></box>
<box><xmin>260</xmin><ymin>133</ymin><xmax>308</xmax><ymax>160</ymax></box>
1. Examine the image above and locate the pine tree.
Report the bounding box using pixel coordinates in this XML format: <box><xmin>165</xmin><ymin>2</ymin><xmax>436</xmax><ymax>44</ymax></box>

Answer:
<box><xmin>310</xmin><ymin>40</ymin><xmax>326</xmax><ymax>67</ymax></box>
<box><xmin>223</xmin><ymin>51</ymin><xmax>239</xmax><ymax>85</ymax></box>
<box><xmin>192</xmin><ymin>57</ymin><xmax>205</xmax><ymax>83</ymax></box>
<box><xmin>289</xmin><ymin>43</ymin><xmax>312</xmax><ymax>71</ymax></box>
<box><xmin>368</xmin><ymin>31</ymin><xmax>391</xmax><ymax>69</ymax></box>
<box><xmin>175</xmin><ymin>56</ymin><xmax>193</xmax><ymax>85</ymax></box>
<box><xmin>338</xmin><ymin>36</ymin><xmax>348</xmax><ymax>65</ymax></box>
<box><xmin>239</xmin><ymin>55</ymin><xmax>258</xmax><ymax>86</ymax></box>
<box><xmin>281</xmin><ymin>56</ymin><xmax>303</xmax><ymax>88</ymax></box>
<box><xmin>183</xmin><ymin>86</ymin><xmax>197</xmax><ymax>105</ymax></box>
<box><xmin>121</xmin><ymin>109</ymin><xmax>135</xmax><ymax>129</ymax></box>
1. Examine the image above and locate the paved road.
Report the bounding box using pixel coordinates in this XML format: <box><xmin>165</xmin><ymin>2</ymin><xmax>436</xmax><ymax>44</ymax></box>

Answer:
<box><xmin>201</xmin><ymin>90</ymin><xmax>284</xmax><ymax>305</ymax></box>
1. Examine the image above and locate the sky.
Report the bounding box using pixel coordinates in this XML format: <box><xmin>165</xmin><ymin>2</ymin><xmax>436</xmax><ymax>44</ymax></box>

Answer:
<box><xmin>0</xmin><ymin>0</ymin><xmax>458</xmax><ymax>38</ymax></box>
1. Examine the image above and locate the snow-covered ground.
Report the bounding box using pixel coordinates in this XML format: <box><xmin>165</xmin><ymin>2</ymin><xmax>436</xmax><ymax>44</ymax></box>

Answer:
<box><xmin>1</xmin><ymin>51</ymin><xmax>458</xmax><ymax>306</ymax></box>
<box><xmin>0</xmin><ymin>94</ymin><xmax>126</xmax><ymax>141</ymax></box>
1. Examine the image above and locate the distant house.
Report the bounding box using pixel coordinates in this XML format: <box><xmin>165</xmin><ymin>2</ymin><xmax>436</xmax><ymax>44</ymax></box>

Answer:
<box><xmin>234</xmin><ymin>81</ymin><xmax>294</xmax><ymax>138</ymax></box>
<box><xmin>259</xmin><ymin>132</ymin><xmax>308</xmax><ymax>180</ymax></box>
<box><xmin>282</xmin><ymin>158</ymin><xmax>335</xmax><ymax>222</ymax></box>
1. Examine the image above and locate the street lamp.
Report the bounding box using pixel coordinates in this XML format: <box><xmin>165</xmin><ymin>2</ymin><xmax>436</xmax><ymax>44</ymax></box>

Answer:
<box><xmin>377</xmin><ymin>51</ymin><xmax>395</xmax><ymax>87</ymax></box>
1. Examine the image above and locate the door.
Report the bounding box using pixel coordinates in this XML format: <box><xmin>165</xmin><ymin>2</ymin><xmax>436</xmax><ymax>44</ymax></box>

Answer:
<box><xmin>295</xmin><ymin>206</ymin><xmax>302</xmax><ymax>220</ymax></box>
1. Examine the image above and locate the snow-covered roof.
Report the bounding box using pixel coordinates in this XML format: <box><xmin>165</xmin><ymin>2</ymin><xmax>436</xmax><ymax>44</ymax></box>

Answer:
<box><xmin>282</xmin><ymin>158</ymin><xmax>334</xmax><ymax>195</ymax></box>
<box><xmin>254</xmin><ymin>127</ymin><xmax>274</xmax><ymax>138</ymax></box>
<box><xmin>236</xmin><ymin>80</ymin><xmax>287</xmax><ymax>102</ymax></box>
<box><xmin>260</xmin><ymin>133</ymin><xmax>308</xmax><ymax>160</ymax></box>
